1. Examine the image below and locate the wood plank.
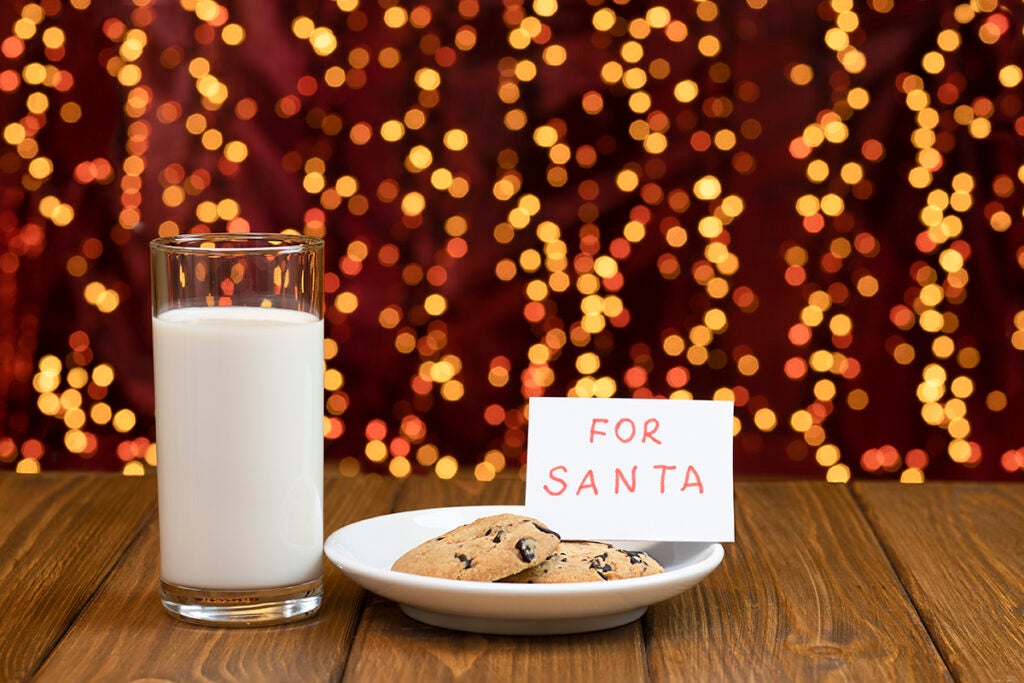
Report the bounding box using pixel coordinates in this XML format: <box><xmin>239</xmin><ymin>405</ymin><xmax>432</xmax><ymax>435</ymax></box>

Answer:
<box><xmin>391</xmin><ymin>472</ymin><xmax>528</xmax><ymax>513</ymax></box>
<box><xmin>33</xmin><ymin>475</ymin><xmax>399</xmax><ymax>683</ymax></box>
<box><xmin>645</xmin><ymin>482</ymin><xmax>952</xmax><ymax>681</ymax></box>
<box><xmin>342</xmin><ymin>474</ymin><xmax>649</xmax><ymax>682</ymax></box>
<box><xmin>346</xmin><ymin>597</ymin><xmax>647</xmax><ymax>682</ymax></box>
<box><xmin>0</xmin><ymin>473</ymin><xmax>155</xmax><ymax>683</ymax></box>
<box><xmin>853</xmin><ymin>482</ymin><xmax>1024</xmax><ymax>682</ymax></box>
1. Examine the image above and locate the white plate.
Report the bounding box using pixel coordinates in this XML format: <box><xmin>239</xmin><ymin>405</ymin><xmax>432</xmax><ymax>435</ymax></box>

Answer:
<box><xmin>324</xmin><ymin>505</ymin><xmax>724</xmax><ymax>635</ymax></box>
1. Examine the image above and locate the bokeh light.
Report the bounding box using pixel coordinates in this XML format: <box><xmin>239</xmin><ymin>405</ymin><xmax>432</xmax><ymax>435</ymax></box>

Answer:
<box><xmin>1</xmin><ymin>0</ymin><xmax>1023</xmax><ymax>483</ymax></box>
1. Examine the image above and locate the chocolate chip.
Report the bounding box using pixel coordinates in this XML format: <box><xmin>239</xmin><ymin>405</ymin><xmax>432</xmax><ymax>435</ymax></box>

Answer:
<box><xmin>531</xmin><ymin>522</ymin><xmax>561</xmax><ymax>539</ymax></box>
<box><xmin>492</xmin><ymin>530</ymin><xmax>505</xmax><ymax>543</ymax></box>
<box><xmin>623</xmin><ymin>550</ymin><xmax>648</xmax><ymax>564</ymax></box>
<box><xmin>589</xmin><ymin>558</ymin><xmax>614</xmax><ymax>577</ymax></box>
<box><xmin>516</xmin><ymin>538</ymin><xmax>537</xmax><ymax>562</ymax></box>
<box><xmin>455</xmin><ymin>553</ymin><xmax>472</xmax><ymax>569</ymax></box>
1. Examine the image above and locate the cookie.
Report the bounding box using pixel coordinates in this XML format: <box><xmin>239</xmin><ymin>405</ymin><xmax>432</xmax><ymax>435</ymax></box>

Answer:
<box><xmin>500</xmin><ymin>541</ymin><xmax>664</xmax><ymax>583</ymax></box>
<box><xmin>391</xmin><ymin>513</ymin><xmax>561</xmax><ymax>581</ymax></box>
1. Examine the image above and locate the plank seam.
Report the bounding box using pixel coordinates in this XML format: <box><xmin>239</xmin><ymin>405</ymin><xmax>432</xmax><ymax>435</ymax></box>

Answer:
<box><xmin>848</xmin><ymin>483</ymin><xmax>957</xmax><ymax>682</ymax></box>
<box><xmin>28</xmin><ymin>490</ymin><xmax>158</xmax><ymax>681</ymax></box>
<box><xmin>335</xmin><ymin>475</ymin><xmax>406</xmax><ymax>681</ymax></box>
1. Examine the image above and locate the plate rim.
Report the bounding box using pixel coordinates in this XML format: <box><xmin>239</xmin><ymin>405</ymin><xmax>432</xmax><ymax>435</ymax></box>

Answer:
<box><xmin>323</xmin><ymin>504</ymin><xmax>725</xmax><ymax>633</ymax></box>
<box><xmin>324</xmin><ymin>504</ymin><xmax>724</xmax><ymax>596</ymax></box>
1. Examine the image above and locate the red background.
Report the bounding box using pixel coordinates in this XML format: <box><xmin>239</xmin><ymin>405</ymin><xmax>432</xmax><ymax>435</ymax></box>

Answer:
<box><xmin>2</xmin><ymin>0</ymin><xmax>1024</xmax><ymax>480</ymax></box>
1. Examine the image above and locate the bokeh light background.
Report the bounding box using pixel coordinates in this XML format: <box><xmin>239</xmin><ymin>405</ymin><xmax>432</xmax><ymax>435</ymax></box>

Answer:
<box><xmin>2</xmin><ymin>0</ymin><xmax>1024</xmax><ymax>481</ymax></box>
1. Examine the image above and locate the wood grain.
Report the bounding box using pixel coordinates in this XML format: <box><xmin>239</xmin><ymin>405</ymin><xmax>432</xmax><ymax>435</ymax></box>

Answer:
<box><xmin>32</xmin><ymin>474</ymin><xmax>399</xmax><ymax>683</ymax></box>
<box><xmin>345</xmin><ymin>597</ymin><xmax>647</xmax><ymax>682</ymax></box>
<box><xmin>14</xmin><ymin>473</ymin><xmax>1019</xmax><ymax>681</ymax></box>
<box><xmin>342</xmin><ymin>474</ymin><xmax>650</xmax><ymax>682</ymax></box>
<box><xmin>645</xmin><ymin>481</ymin><xmax>952</xmax><ymax>682</ymax></box>
<box><xmin>392</xmin><ymin>472</ymin><xmax>527</xmax><ymax>513</ymax></box>
<box><xmin>853</xmin><ymin>482</ymin><xmax>1024</xmax><ymax>682</ymax></box>
<box><xmin>0</xmin><ymin>473</ymin><xmax>155</xmax><ymax>683</ymax></box>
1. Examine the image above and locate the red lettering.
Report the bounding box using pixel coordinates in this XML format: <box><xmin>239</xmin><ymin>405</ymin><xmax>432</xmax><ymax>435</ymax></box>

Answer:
<box><xmin>614</xmin><ymin>465</ymin><xmax>637</xmax><ymax>493</ymax></box>
<box><xmin>576</xmin><ymin>469</ymin><xmax>599</xmax><ymax>495</ymax></box>
<box><xmin>544</xmin><ymin>464</ymin><xmax>704</xmax><ymax>497</ymax></box>
<box><xmin>543</xmin><ymin>465</ymin><xmax>568</xmax><ymax>496</ymax></box>
<box><xmin>680</xmin><ymin>465</ymin><xmax>704</xmax><ymax>494</ymax></box>
<box><xmin>653</xmin><ymin>464</ymin><xmax>677</xmax><ymax>493</ymax></box>
<box><xmin>642</xmin><ymin>418</ymin><xmax>662</xmax><ymax>444</ymax></box>
<box><xmin>614</xmin><ymin>418</ymin><xmax>636</xmax><ymax>443</ymax></box>
<box><xmin>589</xmin><ymin>416</ymin><xmax>663</xmax><ymax>445</ymax></box>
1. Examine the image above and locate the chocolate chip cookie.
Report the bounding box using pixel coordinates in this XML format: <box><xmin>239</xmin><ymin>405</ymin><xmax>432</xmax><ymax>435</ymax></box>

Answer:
<box><xmin>500</xmin><ymin>541</ymin><xmax>664</xmax><ymax>583</ymax></box>
<box><xmin>391</xmin><ymin>513</ymin><xmax>562</xmax><ymax>581</ymax></box>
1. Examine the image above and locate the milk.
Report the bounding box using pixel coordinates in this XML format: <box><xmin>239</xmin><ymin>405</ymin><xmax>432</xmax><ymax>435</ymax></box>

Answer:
<box><xmin>153</xmin><ymin>306</ymin><xmax>324</xmax><ymax>590</ymax></box>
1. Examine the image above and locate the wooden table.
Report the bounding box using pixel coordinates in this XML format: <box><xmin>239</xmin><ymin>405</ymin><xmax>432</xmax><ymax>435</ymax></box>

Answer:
<box><xmin>1</xmin><ymin>473</ymin><xmax>1021</xmax><ymax>682</ymax></box>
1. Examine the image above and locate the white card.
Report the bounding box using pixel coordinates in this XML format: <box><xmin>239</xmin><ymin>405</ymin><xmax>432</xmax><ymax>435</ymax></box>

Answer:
<box><xmin>524</xmin><ymin>397</ymin><xmax>734</xmax><ymax>542</ymax></box>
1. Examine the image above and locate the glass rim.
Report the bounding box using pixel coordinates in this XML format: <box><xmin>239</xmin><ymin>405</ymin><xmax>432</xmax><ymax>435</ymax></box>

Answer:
<box><xmin>150</xmin><ymin>232</ymin><xmax>323</xmax><ymax>255</ymax></box>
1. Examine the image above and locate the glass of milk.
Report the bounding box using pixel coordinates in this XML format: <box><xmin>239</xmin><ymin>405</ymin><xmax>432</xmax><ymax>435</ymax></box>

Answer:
<box><xmin>150</xmin><ymin>233</ymin><xmax>324</xmax><ymax>626</ymax></box>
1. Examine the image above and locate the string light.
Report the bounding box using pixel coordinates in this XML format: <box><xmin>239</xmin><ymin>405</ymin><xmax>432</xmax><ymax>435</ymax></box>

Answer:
<box><xmin>1</xmin><ymin>1</ymin><xmax>1023</xmax><ymax>482</ymax></box>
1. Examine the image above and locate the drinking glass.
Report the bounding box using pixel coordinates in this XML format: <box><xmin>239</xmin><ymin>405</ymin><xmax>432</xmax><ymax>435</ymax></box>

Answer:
<box><xmin>150</xmin><ymin>233</ymin><xmax>324</xmax><ymax>626</ymax></box>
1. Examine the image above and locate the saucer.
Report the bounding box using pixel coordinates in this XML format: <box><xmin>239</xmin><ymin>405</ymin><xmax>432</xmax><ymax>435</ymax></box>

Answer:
<box><xmin>324</xmin><ymin>505</ymin><xmax>724</xmax><ymax>635</ymax></box>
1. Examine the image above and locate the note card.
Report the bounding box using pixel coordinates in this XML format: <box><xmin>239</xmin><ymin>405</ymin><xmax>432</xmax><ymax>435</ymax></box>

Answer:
<box><xmin>524</xmin><ymin>397</ymin><xmax>734</xmax><ymax>542</ymax></box>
